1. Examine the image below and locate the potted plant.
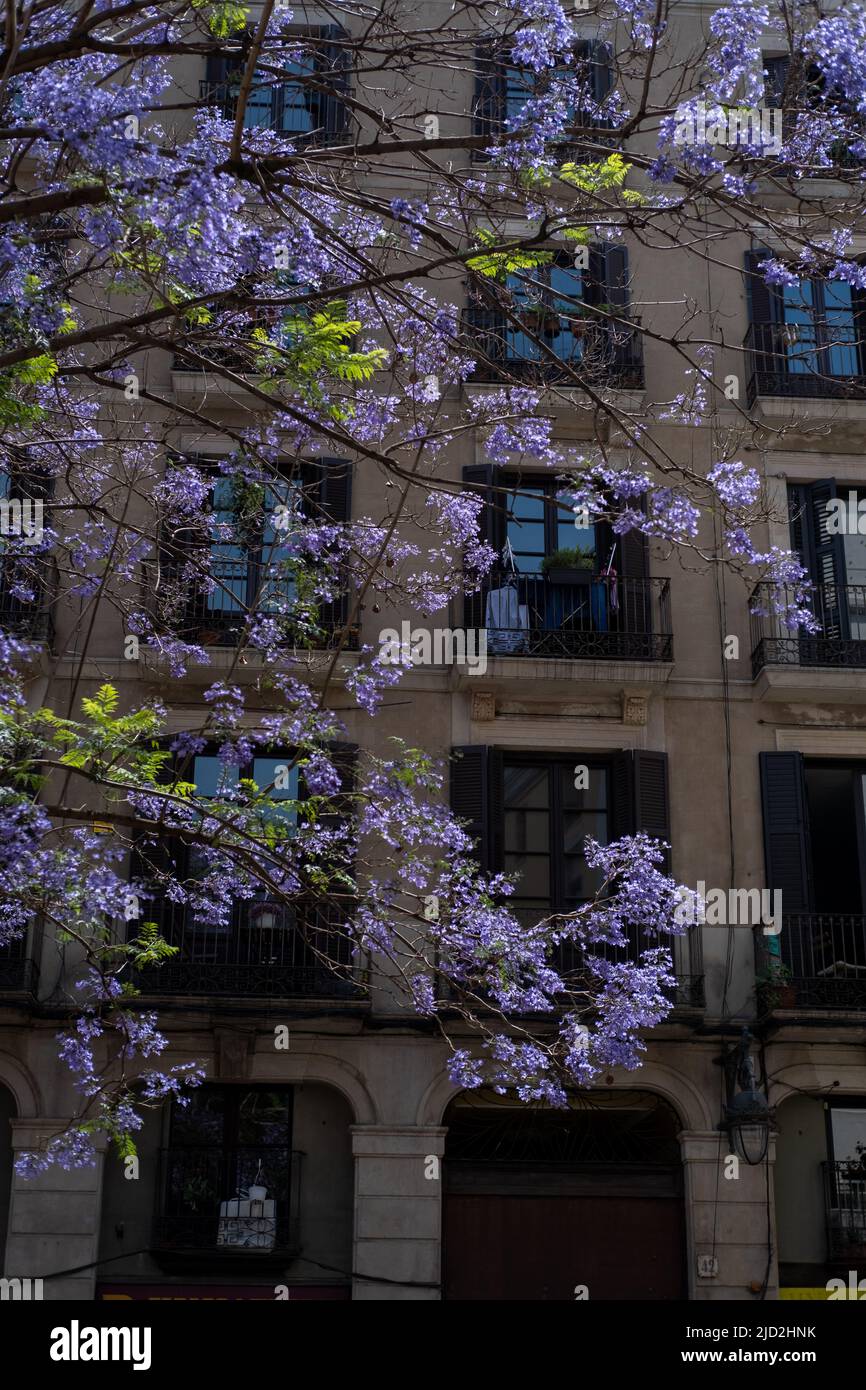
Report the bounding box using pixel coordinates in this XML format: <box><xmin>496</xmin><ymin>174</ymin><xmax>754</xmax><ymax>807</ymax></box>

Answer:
<box><xmin>540</xmin><ymin>546</ymin><xmax>596</xmax><ymax>585</ymax></box>
<box><xmin>521</xmin><ymin>299</ymin><xmax>561</xmax><ymax>336</ymax></box>
<box><xmin>756</xmin><ymin>960</ymin><xmax>797</xmax><ymax>1010</ymax></box>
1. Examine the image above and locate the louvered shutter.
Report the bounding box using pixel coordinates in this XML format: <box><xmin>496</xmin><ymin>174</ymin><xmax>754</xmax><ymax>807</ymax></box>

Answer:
<box><xmin>759</xmin><ymin>751</ymin><xmax>813</xmax><ymax>911</ymax></box>
<box><xmin>808</xmin><ymin>478</ymin><xmax>849</xmax><ymax>641</ymax></box>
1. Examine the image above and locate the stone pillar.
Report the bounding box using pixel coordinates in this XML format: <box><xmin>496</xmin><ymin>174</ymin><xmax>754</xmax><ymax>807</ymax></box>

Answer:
<box><xmin>680</xmin><ymin>1129</ymin><xmax>779</xmax><ymax>1300</ymax></box>
<box><xmin>5</xmin><ymin>1120</ymin><xmax>108</xmax><ymax>1300</ymax></box>
<box><xmin>351</xmin><ymin>1125</ymin><xmax>446</xmax><ymax>1301</ymax></box>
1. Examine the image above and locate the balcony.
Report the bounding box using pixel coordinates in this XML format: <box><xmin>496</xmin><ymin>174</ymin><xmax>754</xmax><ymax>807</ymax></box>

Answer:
<box><xmin>465</xmin><ymin>569</ymin><xmax>672</xmax><ymax>663</ymax></box>
<box><xmin>0</xmin><ymin>554</ymin><xmax>54</xmax><ymax>644</ymax></box>
<box><xmin>751</xmin><ymin>581</ymin><xmax>866</xmax><ymax>682</ymax></box>
<box><xmin>744</xmin><ymin>322</ymin><xmax>866</xmax><ymax>406</ymax></box>
<box><xmin>512</xmin><ymin>910</ymin><xmax>703</xmax><ymax>1013</ymax></box>
<box><xmin>154</xmin><ymin>1144</ymin><xmax>302</xmax><ymax>1262</ymax></box>
<box><xmin>0</xmin><ymin>934</ymin><xmax>38</xmax><ymax>998</ymax></box>
<box><xmin>144</xmin><ymin>554</ymin><xmax>358</xmax><ymax>654</ymax></box>
<box><xmin>760</xmin><ymin>914</ymin><xmax>866</xmax><ymax>1012</ymax></box>
<box><xmin>823</xmin><ymin>1161</ymin><xmax>866</xmax><ymax>1264</ymax></box>
<box><xmin>135</xmin><ymin>897</ymin><xmax>365</xmax><ymax>1001</ymax></box>
<box><xmin>199</xmin><ymin>79</ymin><xmax>348</xmax><ymax>148</ymax></box>
<box><xmin>465</xmin><ymin>310</ymin><xmax>645</xmax><ymax>389</ymax></box>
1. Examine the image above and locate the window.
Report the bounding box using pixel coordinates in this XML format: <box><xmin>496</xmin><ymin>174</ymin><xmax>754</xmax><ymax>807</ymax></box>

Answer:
<box><xmin>167</xmin><ymin>457</ymin><xmax>353</xmax><ymax>647</ymax></box>
<box><xmin>764</xmin><ymin>54</ymin><xmax>865</xmax><ymax>169</ymax></box>
<box><xmin>788</xmin><ymin>481</ymin><xmax>866</xmax><ymax>648</ymax></box>
<box><xmin>474</xmin><ymin>39</ymin><xmax>612</xmax><ymax>150</ymax></box>
<box><xmin>461</xmin><ymin>467</ymin><xmax>666</xmax><ymax>660</ymax></box>
<box><xmin>133</xmin><ymin>741</ymin><xmax>357</xmax><ymax>998</ymax></box>
<box><xmin>504</xmin><ymin>758</ymin><xmax>609</xmax><ymax>914</ymax></box>
<box><xmin>467</xmin><ymin>245</ymin><xmax>640</xmax><ymax>386</ymax></box>
<box><xmin>158</xmin><ymin>1085</ymin><xmax>296</xmax><ymax>1253</ymax></box>
<box><xmin>204</xmin><ymin>28</ymin><xmax>349</xmax><ymax>142</ymax></box>
<box><xmin>501</xmin><ymin>476</ymin><xmax>604</xmax><ymax>574</ymax></box>
<box><xmin>745</xmin><ymin>251</ymin><xmax>866</xmax><ymax>398</ymax></box>
<box><xmin>450</xmin><ymin>747</ymin><xmax>686</xmax><ymax>995</ymax></box>
<box><xmin>760</xmin><ymin>752</ymin><xmax>866</xmax><ymax>1009</ymax></box>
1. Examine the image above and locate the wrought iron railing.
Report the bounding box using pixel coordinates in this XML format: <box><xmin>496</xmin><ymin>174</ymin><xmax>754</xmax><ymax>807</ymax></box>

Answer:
<box><xmin>512</xmin><ymin>909</ymin><xmax>704</xmax><ymax>1011</ymax></box>
<box><xmin>154</xmin><ymin>1145</ymin><xmax>302</xmax><ymax>1254</ymax></box>
<box><xmin>744</xmin><ymin>321</ymin><xmax>866</xmax><ymax>404</ymax></box>
<box><xmin>0</xmin><ymin>553</ymin><xmax>54</xmax><ymax>643</ymax></box>
<box><xmin>143</xmin><ymin>553</ymin><xmax>358</xmax><ymax>652</ymax></box>
<box><xmin>464</xmin><ymin>569</ymin><xmax>671</xmax><ymax>662</ymax></box>
<box><xmin>135</xmin><ymin>896</ymin><xmax>364</xmax><ymax>1000</ymax></box>
<box><xmin>0</xmin><ymin>932</ymin><xmax>38</xmax><ymax>996</ymax></box>
<box><xmin>759</xmin><ymin>915</ymin><xmax>866</xmax><ymax>1011</ymax></box>
<box><xmin>750</xmin><ymin>581</ymin><xmax>866</xmax><ymax>674</ymax></box>
<box><xmin>823</xmin><ymin>1160</ymin><xmax>866</xmax><ymax>1262</ymax></box>
<box><xmin>465</xmin><ymin>309</ymin><xmax>645</xmax><ymax>388</ymax></box>
<box><xmin>199</xmin><ymin>79</ymin><xmax>349</xmax><ymax>146</ymax></box>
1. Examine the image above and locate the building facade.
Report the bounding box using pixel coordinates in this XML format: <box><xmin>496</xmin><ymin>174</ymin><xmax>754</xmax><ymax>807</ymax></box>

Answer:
<box><xmin>1</xmin><ymin>2</ymin><xmax>865</xmax><ymax>1301</ymax></box>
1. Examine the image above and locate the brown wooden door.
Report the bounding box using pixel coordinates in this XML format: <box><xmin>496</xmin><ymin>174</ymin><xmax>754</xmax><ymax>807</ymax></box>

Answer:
<box><xmin>443</xmin><ymin>1192</ymin><xmax>685</xmax><ymax>1300</ymax></box>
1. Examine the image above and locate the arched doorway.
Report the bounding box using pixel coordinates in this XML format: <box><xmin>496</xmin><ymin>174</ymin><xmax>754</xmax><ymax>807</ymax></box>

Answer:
<box><xmin>443</xmin><ymin>1089</ymin><xmax>686</xmax><ymax>1300</ymax></box>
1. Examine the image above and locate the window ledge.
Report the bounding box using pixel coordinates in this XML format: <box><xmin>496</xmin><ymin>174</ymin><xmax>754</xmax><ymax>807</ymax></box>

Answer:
<box><xmin>753</xmin><ymin>664</ymin><xmax>866</xmax><ymax>704</ymax></box>
<box><xmin>752</xmin><ymin>394</ymin><xmax>866</xmax><ymax>424</ymax></box>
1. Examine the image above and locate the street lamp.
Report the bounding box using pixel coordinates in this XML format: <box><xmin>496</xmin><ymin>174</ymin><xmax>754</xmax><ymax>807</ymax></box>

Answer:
<box><xmin>721</xmin><ymin>1028</ymin><xmax>772</xmax><ymax>1165</ymax></box>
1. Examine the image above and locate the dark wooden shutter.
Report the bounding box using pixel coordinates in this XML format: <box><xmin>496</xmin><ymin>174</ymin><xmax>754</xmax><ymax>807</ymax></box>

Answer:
<box><xmin>603</xmin><ymin>244</ymin><xmax>630</xmax><ymax>317</ymax></box>
<box><xmin>589</xmin><ymin>40</ymin><xmax>613</xmax><ymax>106</ymax></box>
<box><xmin>808</xmin><ymin>478</ymin><xmax>849</xmax><ymax>640</ymax></box>
<box><xmin>462</xmin><ymin>465</ymin><xmax>507</xmax><ymax>559</ymax></box>
<box><xmin>474</xmin><ymin>41</ymin><xmax>506</xmax><ymax>142</ymax></box>
<box><xmin>610</xmin><ymin>750</ymin><xmax>671</xmax><ymax>865</ymax></box>
<box><xmin>205</xmin><ymin>49</ymin><xmax>244</xmax><ymax>89</ymax></box>
<box><xmin>764</xmin><ymin>55</ymin><xmax>791</xmax><ymax>107</ymax></box>
<box><xmin>450</xmin><ymin>746</ymin><xmax>494</xmax><ymax>870</ymax></box>
<box><xmin>319</xmin><ymin>24</ymin><xmax>349</xmax><ymax>137</ymax></box>
<box><xmin>317</xmin><ymin>456</ymin><xmax>352</xmax><ymax>523</ymax></box>
<box><xmin>760</xmin><ymin>751</ymin><xmax>813</xmax><ymax>910</ymax></box>
<box><xmin>744</xmin><ymin>248</ymin><xmax>781</xmax><ymax>327</ymax></box>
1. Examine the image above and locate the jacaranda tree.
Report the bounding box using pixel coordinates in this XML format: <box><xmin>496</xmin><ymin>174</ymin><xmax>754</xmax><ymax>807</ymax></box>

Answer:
<box><xmin>1</xmin><ymin>0</ymin><xmax>861</xmax><ymax>1171</ymax></box>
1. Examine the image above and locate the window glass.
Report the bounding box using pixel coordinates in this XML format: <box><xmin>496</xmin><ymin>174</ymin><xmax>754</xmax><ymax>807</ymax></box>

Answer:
<box><xmin>193</xmin><ymin>755</ymin><xmax>240</xmax><ymax>799</ymax></box>
<box><xmin>252</xmin><ymin>757</ymin><xmax>299</xmax><ymax>827</ymax></box>
<box><xmin>505</xmin><ymin>485</ymin><xmax>545</xmax><ymax>571</ymax></box>
<box><xmin>278</xmin><ymin>56</ymin><xmax>318</xmax><ymax>134</ymax></box>
<box><xmin>830</xmin><ymin>1106</ymin><xmax>866</xmax><ymax>1164</ymax></box>
<box><xmin>208</xmin><ymin>475</ymin><xmax>247</xmax><ymax>613</ymax></box>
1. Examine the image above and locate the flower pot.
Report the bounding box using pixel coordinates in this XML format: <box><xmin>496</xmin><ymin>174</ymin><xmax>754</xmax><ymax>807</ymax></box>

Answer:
<box><xmin>543</xmin><ymin>566</ymin><xmax>594</xmax><ymax>586</ymax></box>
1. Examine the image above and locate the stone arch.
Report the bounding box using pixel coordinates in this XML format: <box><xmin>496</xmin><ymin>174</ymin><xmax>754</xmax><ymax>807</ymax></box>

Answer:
<box><xmin>0</xmin><ymin>1051</ymin><xmax>40</xmax><ymax>1120</ymax></box>
<box><xmin>416</xmin><ymin>1058</ymin><xmax>711</xmax><ymax>1132</ymax></box>
<box><xmin>251</xmin><ymin>1047</ymin><xmax>379</xmax><ymax>1125</ymax></box>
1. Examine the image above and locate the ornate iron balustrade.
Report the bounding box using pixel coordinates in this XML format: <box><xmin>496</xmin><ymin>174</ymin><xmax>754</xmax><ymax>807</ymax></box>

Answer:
<box><xmin>142</xmin><ymin>553</ymin><xmax>358</xmax><ymax>653</ymax></box>
<box><xmin>199</xmin><ymin>79</ymin><xmax>349</xmax><ymax>147</ymax></box>
<box><xmin>0</xmin><ymin>553</ymin><xmax>54</xmax><ymax>644</ymax></box>
<box><xmin>512</xmin><ymin>910</ymin><xmax>704</xmax><ymax>1011</ymax></box>
<box><xmin>763</xmin><ymin>915</ymin><xmax>866</xmax><ymax>1010</ymax></box>
<box><xmin>464</xmin><ymin>309</ymin><xmax>645</xmax><ymax>388</ymax></box>
<box><xmin>154</xmin><ymin>1145</ymin><xmax>302</xmax><ymax>1255</ymax></box>
<box><xmin>744</xmin><ymin>322</ymin><xmax>866</xmax><ymax>405</ymax></box>
<box><xmin>0</xmin><ymin>933</ymin><xmax>38</xmax><ymax>996</ymax></box>
<box><xmin>464</xmin><ymin>569</ymin><xmax>671</xmax><ymax>662</ymax></box>
<box><xmin>135</xmin><ymin>896</ymin><xmax>364</xmax><ymax>1000</ymax></box>
<box><xmin>823</xmin><ymin>1161</ymin><xmax>866</xmax><ymax>1263</ymax></box>
<box><xmin>750</xmin><ymin>581</ymin><xmax>866</xmax><ymax>674</ymax></box>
